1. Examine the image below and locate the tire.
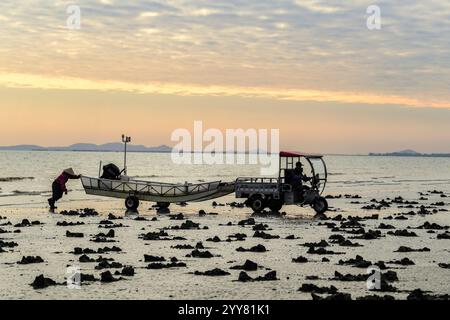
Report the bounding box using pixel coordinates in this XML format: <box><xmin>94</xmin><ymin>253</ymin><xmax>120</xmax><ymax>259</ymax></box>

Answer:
<box><xmin>250</xmin><ymin>197</ymin><xmax>265</xmax><ymax>213</ymax></box>
<box><xmin>268</xmin><ymin>199</ymin><xmax>284</xmax><ymax>212</ymax></box>
<box><xmin>125</xmin><ymin>196</ymin><xmax>140</xmax><ymax>210</ymax></box>
<box><xmin>156</xmin><ymin>202</ymin><xmax>170</xmax><ymax>209</ymax></box>
<box><xmin>313</xmin><ymin>197</ymin><xmax>328</xmax><ymax>214</ymax></box>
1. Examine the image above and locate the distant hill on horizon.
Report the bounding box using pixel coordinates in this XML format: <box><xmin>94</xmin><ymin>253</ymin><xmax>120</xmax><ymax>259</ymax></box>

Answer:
<box><xmin>369</xmin><ymin>149</ymin><xmax>450</xmax><ymax>157</ymax></box>
<box><xmin>0</xmin><ymin>143</ymin><xmax>173</xmax><ymax>153</ymax></box>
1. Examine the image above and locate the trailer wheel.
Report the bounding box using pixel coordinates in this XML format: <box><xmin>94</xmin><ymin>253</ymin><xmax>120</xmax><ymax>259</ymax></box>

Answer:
<box><xmin>269</xmin><ymin>199</ymin><xmax>283</xmax><ymax>212</ymax></box>
<box><xmin>125</xmin><ymin>196</ymin><xmax>140</xmax><ymax>210</ymax></box>
<box><xmin>156</xmin><ymin>202</ymin><xmax>170</xmax><ymax>209</ymax></box>
<box><xmin>313</xmin><ymin>197</ymin><xmax>328</xmax><ymax>214</ymax></box>
<box><xmin>249</xmin><ymin>196</ymin><xmax>265</xmax><ymax>213</ymax></box>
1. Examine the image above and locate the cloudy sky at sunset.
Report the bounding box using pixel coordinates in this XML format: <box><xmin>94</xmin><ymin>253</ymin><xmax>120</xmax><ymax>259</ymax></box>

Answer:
<box><xmin>0</xmin><ymin>0</ymin><xmax>449</xmax><ymax>154</ymax></box>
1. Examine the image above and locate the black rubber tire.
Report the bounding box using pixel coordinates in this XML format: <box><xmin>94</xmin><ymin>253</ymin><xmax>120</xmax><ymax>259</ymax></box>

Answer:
<box><xmin>313</xmin><ymin>197</ymin><xmax>328</xmax><ymax>214</ymax></box>
<box><xmin>250</xmin><ymin>197</ymin><xmax>265</xmax><ymax>213</ymax></box>
<box><xmin>125</xmin><ymin>196</ymin><xmax>140</xmax><ymax>210</ymax></box>
<box><xmin>268</xmin><ymin>199</ymin><xmax>284</xmax><ymax>212</ymax></box>
<box><xmin>156</xmin><ymin>202</ymin><xmax>170</xmax><ymax>209</ymax></box>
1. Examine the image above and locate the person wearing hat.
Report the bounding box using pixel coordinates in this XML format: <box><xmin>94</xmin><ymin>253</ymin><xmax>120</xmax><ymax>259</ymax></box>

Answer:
<box><xmin>292</xmin><ymin>161</ymin><xmax>311</xmax><ymax>191</ymax></box>
<box><xmin>48</xmin><ymin>168</ymin><xmax>81</xmax><ymax>210</ymax></box>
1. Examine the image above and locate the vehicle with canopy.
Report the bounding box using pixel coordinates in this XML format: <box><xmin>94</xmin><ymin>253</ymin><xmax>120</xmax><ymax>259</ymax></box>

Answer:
<box><xmin>235</xmin><ymin>151</ymin><xmax>328</xmax><ymax>214</ymax></box>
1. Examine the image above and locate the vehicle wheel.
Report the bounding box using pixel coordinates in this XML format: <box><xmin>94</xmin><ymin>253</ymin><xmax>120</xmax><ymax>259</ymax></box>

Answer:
<box><xmin>250</xmin><ymin>197</ymin><xmax>265</xmax><ymax>213</ymax></box>
<box><xmin>125</xmin><ymin>196</ymin><xmax>140</xmax><ymax>210</ymax></box>
<box><xmin>268</xmin><ymin>199</ymin><xmax>284</xmax><ymax>212</ymax></box>
<box><xmin>156</xmin><ymin>202</ymin><xmax>170</xmax><ymax>209</ymax></box>
<box><xmin>313</xmin><ymin>197</ymin><xmax>328</xmax><ymax>214</ymax></box>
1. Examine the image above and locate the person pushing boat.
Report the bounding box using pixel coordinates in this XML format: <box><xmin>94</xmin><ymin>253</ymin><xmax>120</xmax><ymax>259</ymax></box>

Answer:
<box><xmin>48</xmin><ymin>168</ymin><xmax>81</xmax><ymax>211</ymax></box>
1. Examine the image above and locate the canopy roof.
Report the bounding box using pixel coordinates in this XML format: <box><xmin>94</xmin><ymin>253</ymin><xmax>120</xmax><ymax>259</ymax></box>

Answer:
<box><xmin>279</xmin><ymin>151</ymin><xmax>323</xmax><ymax>158</ymax></box>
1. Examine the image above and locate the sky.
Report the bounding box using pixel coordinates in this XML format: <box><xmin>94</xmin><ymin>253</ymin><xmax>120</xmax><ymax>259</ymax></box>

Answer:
<box><xmin>0</xmin><ymin>0</ymin><xmax>449</xmax><ymax>154</ymax></box>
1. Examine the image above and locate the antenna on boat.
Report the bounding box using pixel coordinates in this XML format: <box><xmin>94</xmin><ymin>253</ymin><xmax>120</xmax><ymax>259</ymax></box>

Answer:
<box><xmin>122</xmin><ymin>134</ymin><xmax>131</xmax><ymax>175</ymax></box>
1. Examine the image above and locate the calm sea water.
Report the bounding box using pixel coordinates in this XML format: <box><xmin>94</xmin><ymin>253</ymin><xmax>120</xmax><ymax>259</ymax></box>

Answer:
<box><xmin>1</xmin><ymin>151</ymin><xmax>449</xmax><ymax>213</ymax></box>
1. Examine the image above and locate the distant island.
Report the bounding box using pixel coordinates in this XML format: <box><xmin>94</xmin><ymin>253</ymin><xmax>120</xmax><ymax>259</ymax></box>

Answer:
<box><xmin>369</xmin><ymin>149</ymin><xmax>450</xmax><ymax>157</ymax></box>
<box><xmin>0</xmin><ymin>143</ymin><xmax>173</xmax><ymax>153</ymax></box>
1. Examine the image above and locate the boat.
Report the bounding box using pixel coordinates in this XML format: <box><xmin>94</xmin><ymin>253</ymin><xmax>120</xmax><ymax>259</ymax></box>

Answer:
<box><xmin>81</xmin><ymin>176</ymin><xmax>235</xmax><ymax>210</ymax></box>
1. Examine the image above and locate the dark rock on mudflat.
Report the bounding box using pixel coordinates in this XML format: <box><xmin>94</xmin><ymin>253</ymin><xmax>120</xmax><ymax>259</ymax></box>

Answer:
<box><xmin>285</xmin><ymin>235</ymin><xmax>299</xmax><ymax>240</ymax></box>
<box><xmin>94</xmin><ymin>230</ymin><xmax>115</xmax><ymax>238</ymax></box>
<box><xmin>332</xmin><ymin>271</ymin><xmax>367</xmax><ymax>282</ymax></box>
<box><xmin>121</xmin><ymin>266</ymin><xmax>135</xmax><ymax>276</ymax></box>
<box><xmin>108</xmin><ymin>213</ymin><xmax>120</xmax><ymax>220</ymax></box>
<box><xmin>395</xmin><ymin>246</ymin><xmax>430</xmax><ymax>253</ymax></box>
<box><xmin>387</xmin><ymin>229</ymin><xmax>417</xmax><ymax>237</ymax></box>
<box><xmin>195</xmin><ymin>242</ymin><xmax>205</xmax><ymax>249</ymax></box>
<box><xmin>237</xmin><ymin>271</ymin><xmax>278</xmax><ymax>282</ymax></box>
<box><xmin>134</xmin><ymin>216</ymin><xmax>149</xmax><ymax>221</ymax></box>
<box><xmin>407</xmin><ymin>289</ymin><xmax>450</xmax><ymax>301</ymax></box>
<box><xmin>338</xmin><ymin>255</ymin><xmax>371</xmax><ymax>268</ymax></box>
<box><xmin>100</xmin><ymin>271</ymin><xmax>121</xmax><ymax>283</ymax></box>
<box><xmin>57</xmin><ymin>221</ymin><xmax>85</xmax><ymax>227</ymax></box>
<box><xmin>0</xmin><ymin>240</ymin><xmax>18</xmax><ymax>249</ymax></box>
<box><xmin>99</xmin><ymin>223</ymin><xmax>125</xmax><ymax>229</ymax></box>
<box><xmin>437</xmin><ymin>232</ymin><xmax>450</xmax><ymax>239</ymax></box>
<box><xmin>140</xmin><ymin>230</ymin><xmax>170</xmax><ymax>241</ymax></box>
<box><xmin>388</xmin><ymin>257</ymin><xmax>415</xmax><ymax>266</ymax></box>
<box><xmin>238</xmin><ymin>271</ymin><xmax>253</xmax><ymax>282</ymax></box>
<box><xmin>383</xmin><ymin>271</ymin><xmax>399</xmax><ymax>282</ymax></box>
<box><xmin>194</xmin><ymin>268</ymin><xmax>230</xmax><ymax>276</ymax></box>
<box><xmin>171</xmin><ymin>220</ymin><xmax>201</xmax><ymax>230</ymax></box>
<box><xmin>157</xmin><ymin>207</ymin><xmax>170</xmax><ymax>214</ymax></box>
<box><xmin>253</xmin><ymin>224</ymin><xmax>270</xmax><ymax>231</ymax></box>
<box><xmin>292</xmin><ymin>256</ymin><xmax>308</xmax><ymax>263</ymax></box>
<box><xmin>227</xmin><ymin>233</ymin><xmax>247</xmax><ymax>241</ymax></box>
<box><xmin>187</xmin><ymin>249</ymin><xmax>214</xmax><ymax>258</ymax></box>
<box><xmin>144</xmin><ymin>255</ymin><xmax>166</xmax><ymax>262</ymax></box>
<box><xmin>80</xmin><ymin>274</ymin><xmax>97</xmax><ymax>282</ymax></box>
<box><xmin>238</xmin><ymin>218</ymin><xmax>256</xmax><ymax>226</ymax></box>
<box><xmin>416</xmin><ymin>222</ymin><xmax>448</xmax><ymax>230</ymax></box>
<box><xmin>79</xmin><ymin>254</ymin><xmax>95</xmax><ymax>263</ymax></box>
<box><xmin>17</xmin><ymin>256</ymin><xmax>44</xmax><ymax>264</ymax></box>
<box><xmin>206</xmin><ymin>236</ymin><xmax>222</xmax><ymax>242</ymax></box>
<box><xmin>299</xmin><ymin>284</ymin><xmax>338</xmax><ymax>294</ymax></box>
<box><xmin>14</xmin><ymin>219</ymin><xmax>43</xmax><ymax>227</ymax></box>
<box><xmin>230</xmin><ymin>260</ymin><xmax>259</xmax><ymax>271</ymax></box>
<box><xmin>66</xmin><ymin>231</ymin><xmax>84</xmax><ymax>238</ymax></box>
<box><xmin>253</xmin><ymin>231</ymin><xmax>280</xmax><ymax>239</ymax></box>
<box><xmin>99</xmin><ymin>220</ymin><xmax>114</xmax><ymax>225</ymax></box>
<box><xmin>377</xmin><ymin>223</ymin><xmax>395</xmax><ymax>229</ymax></box>
<box><xmin>170</xmin><ymin>213</ymin><xmax>185</xmax><ymax>220</ymax></box>
<box><xmin>311</xmin><ymin>293</ymin><xmax>352</xmax><ymax>301</ymax></box>
<box><xmin>147</xmin><ymin>261</ymin><xmax>187</xmax><ymax>269</ymax></box>
<box><xmin>31</xmin><ymin>275</ymin><xmax>58</xmax><ymax>289</ymax></box>
<box><xmin>357</xmin><ymin>295</ymin><xmax>395</xmax><ymax>301</ymax></box>
<box><xmin>302</xmin><ymin>240</ymin><xmax>329</xmax><ymax>248</ymax></box>
<box><xmin>307</xmin><ymin>247</ymin><xmax>342</xmax><ymax>255</ymax></box>
<box><xmin>72</xmin><ymin>247</ymin><xmax>96</xmax><ymax>255</ymax></box>
<box><xmin>171</xmin><ymin>244</ymin><xmax>195</xmax><ymax>250</ymax></box>
<box><xmin>351</xmin><ymin>229</ymin><xmax>382</xmax><ymax>240</ymax></box>
<box><xmin>97</xmin><ymin>246</ymin><xmax>122</xmax><ymax>253</ymax></box>
<box><xmin>236</xmin><ymin>244</ymin><xmax>267</xmax><ymax>253</ymax></box>
<box><xmin>95</xmin><ymin>260</ymin><xmax>123</xmax><ymax>270</ymax></box>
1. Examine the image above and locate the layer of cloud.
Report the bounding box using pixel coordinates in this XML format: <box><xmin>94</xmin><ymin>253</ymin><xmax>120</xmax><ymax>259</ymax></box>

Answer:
<box><xmin>0</xmin><ymin>0</ymin><xmax>448</xmax><ymax>105</ymax></box>
<box><xmin>1</xmin><ymin>72</ymin><xmax>448</xmax><ymax>109</ymax></box>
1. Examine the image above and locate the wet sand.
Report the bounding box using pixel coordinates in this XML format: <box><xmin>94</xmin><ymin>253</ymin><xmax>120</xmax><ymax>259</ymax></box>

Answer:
<box><xmin>1</xmin><ymin>192</ymin><xmax>450</xmax><ymax>300</ymax></box>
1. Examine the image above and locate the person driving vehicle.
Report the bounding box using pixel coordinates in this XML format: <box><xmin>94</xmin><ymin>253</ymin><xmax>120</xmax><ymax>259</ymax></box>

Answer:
<box><xmin>291</xmin><ymin>161</ymin><xmax>311</xmax><ymax>191</ymax></box>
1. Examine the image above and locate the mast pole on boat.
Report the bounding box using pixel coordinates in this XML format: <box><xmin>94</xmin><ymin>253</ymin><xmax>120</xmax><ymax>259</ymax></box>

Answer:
<box><xmin>122</xmin><ymin>134</ymin><xmax>131</xmax><ymax>175</ymax></box>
